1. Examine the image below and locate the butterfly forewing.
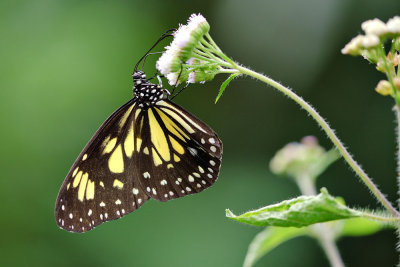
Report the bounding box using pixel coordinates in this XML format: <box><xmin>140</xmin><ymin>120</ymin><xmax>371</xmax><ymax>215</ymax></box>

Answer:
<box><xmin>135</xmin><ymin>100</ymin><xmax>222</xmax><ymax>201</ymax></box>
<box><xmin>55</xmin><ymin>70</ymin><xmax>223</xmax><ymax>233</ymax></box>
<box><xmin>55</xmin><ymin>100</ymin><xmax>149</xmax><ymax>233</ymax></box>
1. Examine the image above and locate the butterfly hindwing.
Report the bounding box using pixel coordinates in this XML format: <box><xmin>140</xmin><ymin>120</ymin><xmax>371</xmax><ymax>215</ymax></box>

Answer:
<box><xmin>55</xmin><ymin>100</ymin><xmax>149</xmax><ymax>233</ymax></box>
<box><xmin>56</xmin><ymin>70</ymin><xmax>224</xmax><ymax>233</ymax></box>
<box><xmin>135</xmin><ymin>99</ymin><xmax>222</xmax><ymax>201</ymax></box>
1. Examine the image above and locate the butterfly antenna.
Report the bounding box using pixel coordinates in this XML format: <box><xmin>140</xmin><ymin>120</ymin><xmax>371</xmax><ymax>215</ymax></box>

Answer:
<box><xmin>140</xmin><ymin>52</ymin><xmax>164</xmax><ymax>71</ymax></box>
<box><xmin>170</xmin><ymin>64</ymin><xmax>184</xmax><ymax>96</ymax></box>
<box><xmin>171</xmin><ymin>83</ymin><xmax>190</xmax><ymax>100</ymax></box>
<box><xmin>134</xmin><ymin>29</ymin><xmax>176</xmax><ymax>73</ymax></box>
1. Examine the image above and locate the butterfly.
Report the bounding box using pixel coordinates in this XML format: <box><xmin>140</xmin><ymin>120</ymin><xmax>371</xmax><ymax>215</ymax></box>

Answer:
<box><xmin>54</xmin><ymin>68</ymin><xmax>223</xmax><ymax>233</ymax></box>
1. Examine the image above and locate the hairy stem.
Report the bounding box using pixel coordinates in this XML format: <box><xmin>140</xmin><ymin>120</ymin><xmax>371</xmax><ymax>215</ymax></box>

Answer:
<box><xmin>235</xmin><ymin>64</ymin><xmax>400</xmax><ymax>218</ymax></box>
<box><xmin>395</xmin><ymin>106</ymin><xmax>400</xmax><ymax>210</ymax></box>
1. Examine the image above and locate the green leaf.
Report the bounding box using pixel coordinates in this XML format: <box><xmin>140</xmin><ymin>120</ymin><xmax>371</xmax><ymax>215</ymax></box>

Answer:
<box><xmin>243</xmin><ymin>227</ymin><xmax>309</xmax><ymax>267</ymax></box>
<box><xmin>336</xmin><ymin>217</ymin><xmax>388</xmax><ymax>237</ymax></box>
<box><xmin>215</xmin><ymin>73</ymin><xmax>239</xmax><ymax>103</ymax></box>
<box><xmin>226</xmin><ymin>188</ymin><xmax>361</xmax><ymax>227</ymax></box>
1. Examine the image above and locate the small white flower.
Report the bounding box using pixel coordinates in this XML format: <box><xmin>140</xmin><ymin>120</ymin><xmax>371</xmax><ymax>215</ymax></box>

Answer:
<box><xmin>387</xmin><ymin>16</ymin><xmax>400</xmax><ymax>34</ymax></box>
<box><xmin>156</xmin><ymin>44</ymin><xmax>180</xmax><ymax>76</ymax></box>
<box><xmin>188</xmin><ymin>71</ymin><xmax>196</xmax><ymax>84</ymax></box>
<box><xmin>172</xmin><ymin>14</ymin><xmax>208</xmax><ymax>49</ymax></box>
<box><xmin>166</xmin><ymin>72</ymin><xmax>179</xmax><ymax>86</ymax></box>
<box><xmin>361</xmin><ymin>18</ymin><xmax>388</xmax><ymax>37</ymax></box>
<box><xmin>361</xmin><ymin>34</ymin><xmax>380</xmax><ymax>48</ymax></box>
<box><xmin>156</xmin><ymin>13</ymin><xmax>210</xmax><ymax>84</ymax></box>
<box><xmin>187</xmin><ymin>13</ymin><xmax>207</xmax><ymax>28</ymax></box>
<box><xmin>341</xmin><ymin>35</ymin><xmax>364</xmax><ymax>55</ymax></box>
<box><xmin>173</xmin><ymin>24</ymin><xmax>191</xmax><ymax>48</ymax></box>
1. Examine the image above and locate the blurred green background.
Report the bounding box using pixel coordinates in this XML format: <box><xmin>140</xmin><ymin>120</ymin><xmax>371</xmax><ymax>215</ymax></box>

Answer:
<box><xmin>2</xmin><ymin>0</ymin><xmax>400</xmax><ymax>266</ymax></box>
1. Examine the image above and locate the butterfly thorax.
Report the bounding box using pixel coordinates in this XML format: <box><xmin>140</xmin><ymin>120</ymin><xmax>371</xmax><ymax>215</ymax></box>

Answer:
<box><xmin>132</xmin><ymin>70</ymin><xmax>167</xmax><ymax>108</ymax></box>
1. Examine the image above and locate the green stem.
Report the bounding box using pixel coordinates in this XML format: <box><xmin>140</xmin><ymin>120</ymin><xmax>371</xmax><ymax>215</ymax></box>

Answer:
<box><xmin>192</xmin><ymin>49</ymin><xmax>232</xmax><ymax>69</ymax></box>
<box><xmin>360</xmin><ymin>211</ymin><xmax>399</xmax><ymax>223</ymax></box>
<box><xmin>204</xmin><ymin>33</ymin><xmax>237</xmax><ymax>66</ymax></box>
<box><xmin>191</xmin><ymin>51</ymin><xmax>230</xmax><ymax>68</ymax></box>
<box><xmin>217</xmin><ymin>69</ymin><xmax>240</xmax><ymax>74</ymax></box>
<box><xmin>378</xmin><ymin>46</ymin><xmax>400</xmax><ymax>106</ymax></box>
<box><xmin>235</xmin><ymin>64</ymin><xmax>400</xmax><ymax>218</ymax></box>
<box><xmin>313</xmin><ymin>224</ymin><xmax>345</xmax><ymax>267</ymax></box>
<box><xmin>395</xmin><ymin>106</ymin><xmax>400</xmax><ymax>211</ymax></box>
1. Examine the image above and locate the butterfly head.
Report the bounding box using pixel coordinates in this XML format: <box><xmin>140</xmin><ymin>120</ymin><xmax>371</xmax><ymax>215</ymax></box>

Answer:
<box><xmin>132</xmin><ymin>70</ymin><xmax>146</xmax><ymax>81</ymax></box>
<box><xmin>132</xmin><ymin>70</ymin><xmax>169</xmax><ymax>107</ymax></box>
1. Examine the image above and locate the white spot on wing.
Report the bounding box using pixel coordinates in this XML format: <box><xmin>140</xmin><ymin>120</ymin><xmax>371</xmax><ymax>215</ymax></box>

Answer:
<box><xmin>188</xmin><ymin>147</ymin><xmax>197</xmax><ymax>156</ymax></box>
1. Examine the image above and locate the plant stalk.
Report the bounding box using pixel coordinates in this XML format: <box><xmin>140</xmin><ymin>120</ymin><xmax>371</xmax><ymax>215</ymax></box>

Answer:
<box><xmin>235</xmin><ymin>64</ymin><xmax>400</xmax><ymax>218</ymax></box>
<box><xmin>296</xmin><ymin>175</ymin><xmax>345</xmax><ymax>267</ymax></box>
<box><xmin>395</xmin><ymin>106</ymin><xmax>400</xmax><ymax>210</ymax></box>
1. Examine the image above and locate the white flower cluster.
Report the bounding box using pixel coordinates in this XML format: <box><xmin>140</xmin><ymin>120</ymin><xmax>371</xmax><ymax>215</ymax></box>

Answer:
<box><xmin>156</xmin><ymin>14</ymin><xmax>210</xmax><ymax>85</ymax></box>
<box><xmin>342</xmin><ymin>16</ymin><xmax>400</xmax><ymax>55</ymax></box>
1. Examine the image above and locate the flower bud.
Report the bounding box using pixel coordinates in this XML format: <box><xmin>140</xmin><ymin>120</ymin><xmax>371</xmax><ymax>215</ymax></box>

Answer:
<box><xmin>393</xmin><ymin>77</ymin><xmax>400</xmax><ymax>91</ymax></box>
<box><xmin>341</xmin><ymin>35</ymin><xmax>364</xmax><ymax>55</ymax></box>
<box><xmin>375</xmin><ymin>80</ymin><xmax>392</xmax><ymax>96</ymax></box>
<box><xmin>362</xmin><ymin>18</ymin><xmax>388</xmax><ymax>37</ymax></box>
<box><xmin>156</xmin><ymin>14</ymin><xmax>212</xmax><ymax>85</ymax></box>
<box><xmin>361</xmin><ymin>34</ymin><xmax>380</xmax><ymax>48</ymax></box>
<box><xmin>269</xmin><ymin>136</ymin><xmax>326</xmax><ymax>178</ymax></box>
<box><xmin>387</xmin><ymin>16</ymin><xmax>400</xmax><ymax>34</ymax></box>
<box><xmin>166</xmin><ymin>70</ymin><xmax>189</xmax><ymax>86</ymax></box>
<box><xmin>393</xmin><ymin>52</ymin><xmax>400</xmax><ymax>66</ymax></box>
<box><xmin>173</xmin><ymin>14</ymin><xmax>210</xmax><ymax>62</ymax></box>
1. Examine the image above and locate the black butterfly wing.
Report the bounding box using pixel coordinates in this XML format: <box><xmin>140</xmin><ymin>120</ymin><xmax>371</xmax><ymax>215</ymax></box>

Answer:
<box><xmin>55</xmin><ymin>99</ymin><xmax>149</xmax><ymax>233</ymax></box>
<box><xmin>135</xmin><ymin>99</ymin><xmax>222</xmax><ymax>201</ymax></box>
